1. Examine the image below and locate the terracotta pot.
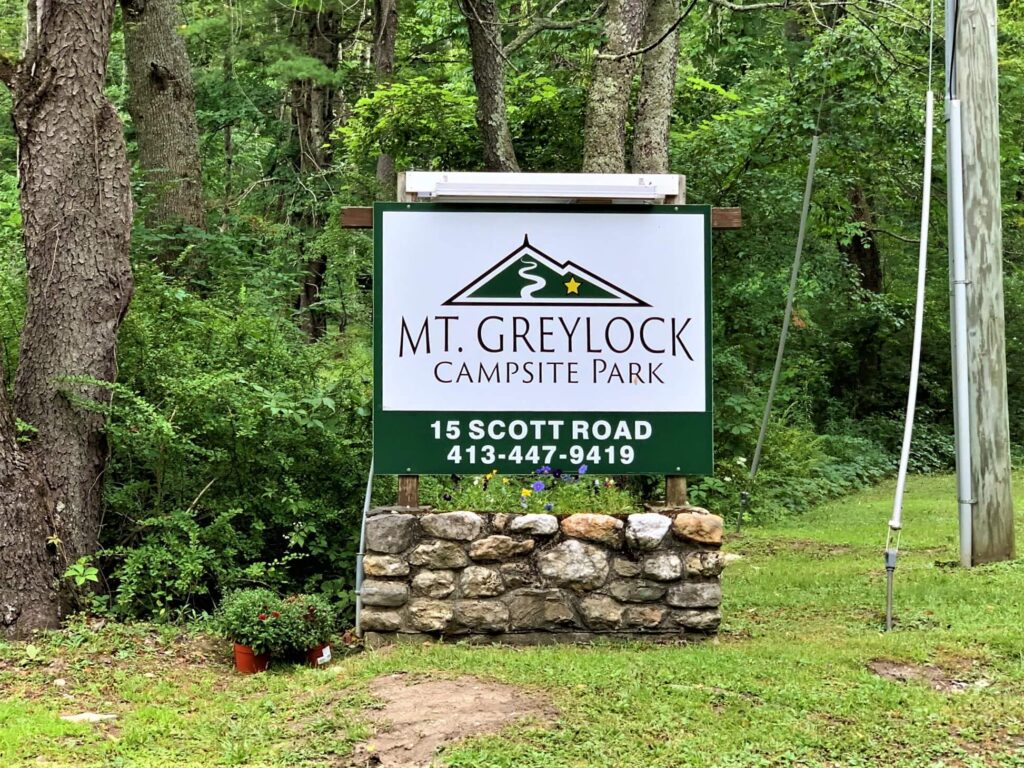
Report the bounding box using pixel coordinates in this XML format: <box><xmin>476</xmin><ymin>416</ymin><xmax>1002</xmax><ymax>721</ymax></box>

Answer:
<box><xmin>305</xmin><ymin>643</ymin><xmax>333</xmax><ymax>668</ymax></box>
<box><xmin>233</xmin><ymin>642</ymin><xmax>270</xmax><ymax>674</ymax></box>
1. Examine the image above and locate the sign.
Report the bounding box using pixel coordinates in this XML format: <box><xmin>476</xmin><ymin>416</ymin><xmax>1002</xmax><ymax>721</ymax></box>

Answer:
<box><xmin>373</xmin><ymin>203</ymin><xmax>712</xmax><ymax>475</ymax></box>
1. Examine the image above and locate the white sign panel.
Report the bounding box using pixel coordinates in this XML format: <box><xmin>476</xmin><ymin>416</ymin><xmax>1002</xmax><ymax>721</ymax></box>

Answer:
<box><xmin>380</xmin><ymin>208</ymin><xmax>708</xmax><ymax>413</ymax></box>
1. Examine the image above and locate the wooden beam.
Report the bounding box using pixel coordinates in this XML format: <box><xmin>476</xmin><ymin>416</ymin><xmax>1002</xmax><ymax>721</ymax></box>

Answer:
<box><xmin>712</xmin><ymin>207</ymin><xmax>742</xmax><ymax>230</ymax></box>
<box><xmin>958</xmin><ymin>0</ymin><xmax>1015</xmax><ymax>563</ymax></box>
<box><xmin>341</xmin><ymin>205</ymin><xmax>742</xmax><ymax>230</ymax></box>
<box><xmin>397</xmin><ymin>475</ymin><xmax>419</xmax><ymax>508</ymax></box>
<box><xmin>341</xmin><ymin>206</ymin><xmax>373</xmax><ymax>228</ymax></box>
<box><xmin>666</xmin><ymin>476</ymin><xmax>688</xmax><ymax>507</ymax></box>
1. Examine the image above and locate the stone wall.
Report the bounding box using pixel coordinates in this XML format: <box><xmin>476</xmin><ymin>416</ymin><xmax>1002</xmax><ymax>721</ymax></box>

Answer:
<box><xmin>359</xmin><ymin>507</ymin><xmax>724</xmax><ymax>644</ymax></box>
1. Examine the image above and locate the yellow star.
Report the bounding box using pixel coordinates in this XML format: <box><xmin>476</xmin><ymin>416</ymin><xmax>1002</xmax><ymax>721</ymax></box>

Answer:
<box><xmin>564</xmin><ymin>277</ymin><xmax>581</xmax><ymax>295</ymax></box>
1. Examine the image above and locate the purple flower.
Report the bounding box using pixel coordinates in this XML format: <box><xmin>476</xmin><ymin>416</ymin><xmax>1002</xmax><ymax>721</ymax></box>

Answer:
<box><xmin>535</xmin><ymin>465</ymin><xmax>552</xmax><ymax>475</ymax></box>
<box><xmin>532</xmin><ymin>480</ymin><xmax>546</xmax><ymax>492</ymax></box>
<box><xmin>553</xmin><ymin>468</ymin><xmax>563</xmax><ymax>478</ymax></box>
<box><xmin>442</xmin><ymin>493</ymin><xmax>452</xmax><ymax>502</ymax></box>
<box><xmin>578</xmin><ymin>464</ymin><xmax>589</xmax><ymax>475</ymax></box>
<box><xmin>544</xmin><ymin>503</ymin><xmax>554</xmax><ymax>512</ymax></box>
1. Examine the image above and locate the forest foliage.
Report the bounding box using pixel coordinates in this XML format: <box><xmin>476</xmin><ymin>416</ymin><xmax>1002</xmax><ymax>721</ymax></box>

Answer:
<box><xmin>0</xmin><ymin>0</ymin><xmax>1022</xmax><ymax>622</ymax></box>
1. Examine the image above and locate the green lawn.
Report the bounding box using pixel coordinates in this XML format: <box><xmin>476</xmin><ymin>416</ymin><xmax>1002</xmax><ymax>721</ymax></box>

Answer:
<box><xmin>3</xmin><ymin>474</ymin><xmax>1023</xmax><ymax>767</ymax></box>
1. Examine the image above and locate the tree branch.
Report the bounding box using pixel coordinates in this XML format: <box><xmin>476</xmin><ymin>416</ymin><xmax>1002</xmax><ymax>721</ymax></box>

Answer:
<box><xmin>707</xmin><ymin>0</ymin><xmax>847</xmax><ymax>10</ymax></box>
<box><xmin>869</xmin><ymin>227</ymin><xmax>920</xmax><ymax>244</ymax></box>
<box><xmin>504</xmin><ymin>3</ymin><xmax>608</xmax><ymax>55</ymax></box>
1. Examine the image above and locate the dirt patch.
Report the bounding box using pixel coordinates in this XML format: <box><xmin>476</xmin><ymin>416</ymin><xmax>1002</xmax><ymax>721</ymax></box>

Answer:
<box><xmin>868</xmin><ymin>659</ymin><xmax>991</xmax><ymax>693</ymax></box>
<box><xmin>350</xmin><ymin>673</ymin><xmax>552</xmax><ymax>767</ymax></box>
<box><xmin>735</xmin><ymin>539</ymin><xmax>854</xmax><ymax>558</ymax></box>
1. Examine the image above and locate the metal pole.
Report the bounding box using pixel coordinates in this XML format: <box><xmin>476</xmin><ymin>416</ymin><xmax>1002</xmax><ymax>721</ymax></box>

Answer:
<box><xmin>945</xmin><ymin>0</ymin><xmax>974</xmax><ymax>568</ymax></box>
<box><xmin>750</xmin><ymin>135</ymin><xmax>820</xmax><ymax>480</ymax></box>
<box><xmin>354</xmin><ymin>458</ymin><xmax>375</xmax><ymax>637</ymax></box>
<box><xmin>884</xmin><ymin>549</ymin><xmax>898</xmax><ymax>631</ymax></box>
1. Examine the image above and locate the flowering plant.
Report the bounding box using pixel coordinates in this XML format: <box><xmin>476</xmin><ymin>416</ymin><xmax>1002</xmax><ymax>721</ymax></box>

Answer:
<box><xmin>280</xmin><ymin>593</ymin><xmax>337</xmax><ymax>651</ymax></box>
<box><xmin>214</xmin><ymin>588</ymin><xmax>290</xmax><ymax>655</ymax></box>
<box><xmin>426</xmin><ymin>466</ymin><xmax>637</xmax><ymax>514</ymax></box>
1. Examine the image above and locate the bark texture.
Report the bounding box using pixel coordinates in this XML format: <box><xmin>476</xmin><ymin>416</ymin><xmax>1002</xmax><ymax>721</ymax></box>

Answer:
<box><xmin>374</xmin><ymin>0</ymin><xmax>399</xmax><ymax>196</ymax></box>
<box><xmin>122</xmin><ymin>0</ymin><xmax>204</xmax><ymax>232</ymax></box>
<box><xmin>2</xmin><ymin>0</ymin><xmax>134</xmax><ymax>636</ymax></box>
<box><xmin>290</xmin><ymin>9</ymin><xmax>340</xmax><ymax>339</ymax></box>
<box><xmin>583</xmin><ymin>0</ymin><xmax>652</xmax><ymax>172</ymax></box>
<box><xmin>956</xmin><ymin>0</ymin><xmax>1015</xmax><ymax>562</ymax></box>
<box><xmin>462</xmin><ymin>0</ymin><xmax>520</xmax><ymax>171</ymax></box>
<box><xmin>0</xmin><ymin>377</ymin><xmax>61</xmax><ymax>639</ymax></box>
<box><xmin>631</xmin><ymin>0</ymin><xmax>679</xmax><ymax>173</ymax></box>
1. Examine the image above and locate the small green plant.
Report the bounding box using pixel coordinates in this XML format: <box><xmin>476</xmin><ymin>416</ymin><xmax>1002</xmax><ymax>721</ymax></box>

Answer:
<box><xmin>280</xmin><ymin>593</ymin><xmax>336</xmax><ymax>651</ymax></box>
<box><xmin>64</xmin><ymin>557</ymin><xmax>100</xmax><ymax>587</ymax></box>
<box><xmin>214</xmin><ymin>589</ymin><xmax>289</xmax><ymax>655</ymax></box>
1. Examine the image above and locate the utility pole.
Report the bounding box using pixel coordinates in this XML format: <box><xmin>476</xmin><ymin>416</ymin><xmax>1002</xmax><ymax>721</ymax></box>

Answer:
<box><xmin>948</xmin><ymin>0</ymin><xmax>1015</xmax><ymax>564</ymax></box>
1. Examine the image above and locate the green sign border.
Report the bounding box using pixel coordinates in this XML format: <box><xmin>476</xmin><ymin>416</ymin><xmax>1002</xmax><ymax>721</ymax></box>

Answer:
<box><xmin>373</xmin><ymin>202</ymin><xmax>713</xmax><ymax>475</ymax></box>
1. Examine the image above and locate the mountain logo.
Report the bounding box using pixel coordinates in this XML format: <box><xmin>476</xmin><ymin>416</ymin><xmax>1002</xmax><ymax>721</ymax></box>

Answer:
<box><xmin>444</xmin><ymin>235</ymin><xmax>649</xmax><ymax>307</ymax></box>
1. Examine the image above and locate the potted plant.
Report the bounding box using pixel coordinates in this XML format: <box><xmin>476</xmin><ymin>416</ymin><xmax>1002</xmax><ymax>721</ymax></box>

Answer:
<box><xmin>282</xmin><ymin>593</ymin><xmax>337</xmax><ymax>668</ymax></box>
<box><xmin>215</xmin><ymin>588</ymin><xmax>287</xmax><ymax>674</ymax></box>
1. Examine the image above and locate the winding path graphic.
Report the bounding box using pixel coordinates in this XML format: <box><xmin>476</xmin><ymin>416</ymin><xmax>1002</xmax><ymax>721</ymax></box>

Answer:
<box><xmin>518</xmin><ymin>258</ymin><xmax>547</xmax><ymax>299</ymax></box>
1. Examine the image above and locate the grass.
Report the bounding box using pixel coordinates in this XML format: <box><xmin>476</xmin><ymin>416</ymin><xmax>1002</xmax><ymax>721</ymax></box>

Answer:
<box><xmin>2</xmin><ymin>474</ymin><xmax>1023</xmax><ymax>767</ymax></box>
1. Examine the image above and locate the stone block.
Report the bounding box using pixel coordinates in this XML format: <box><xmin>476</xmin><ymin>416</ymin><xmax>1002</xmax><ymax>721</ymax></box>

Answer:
<box><xmin>469</xmin><ymin>535</ymin><xmax>535</xmax><ymax>561</ymax></box>
<box><xmin>579</xmin><ymin>595</ymin><xmax>625</xmax><ymax>630</ymax></box>
<box><xmin>608</xmin><ymin>579</ymin><xmax>667</xmax><ymax>603</ymax></box>
<box><xmin>362</xmin><ymin>554</ymin><xmax>410</xmax><ymax>578</ymax></box>
<box><xmin>537</xmin><ymin>540</ymin><xmax>609</xmax><ymax>590</ymax></box>
<box><xmin>499</xmin><ymin>562</ymin><xmax>535</xmax><ymax>589</ymax></box>
<box><xmin>460</xmin><ymin>566</ymin><xmax>505</xmax><ymax>598</ymax></box>
<box><xmin>612</xmin><ymin>557</ymin><xmax>642</xmax><ymax>577</ymax></box>
<box><xmin>666</xmin><ymin>582</ymin><xmax>722</xmax><ymax>608</ymax></box>
<box><xmin>491</xmin><ymin>513</ymin><xmax>512</xmax><ymax>533</ymax></box>
<box><xmin>366</xmin><ymin>513</ymin><xmax>417</xmax><ymax>553</ymax></box>
<box><xmin>560</xmin><ymin>513</ymin><xmax>624</xmax><ymax>547</ymax></box>
<box><xmin>684</xmin><ymin>551</ymin><xmax>725</xmax><ymax>578</ymax></box>
<box><xmin>670</xmin><ymin>609</ymin><xmax>722</xmax><ymax>632</ymax></box>
<box><xmin>411</xmin><ymin>569</ymin><xmax>456</xmax><ymax>598</ymax></box>
<box><xmin>419</xmin><ymin>511</ymin><xmax>483</xmax><ymax>541</ymax></box>
<box><xmin>405</xmin><ymin>599</ymin><xmax>454</xmax><ymax>632</ymax></box>
<box><xmin>453</xmin><ymin>600</ymin><xmax>509</xmax><ymax>633</ymax></box>
<box><xmin>509</xmin><ymin>514</ymin><xmax>559</xmax><ymax>536</ymax></box>
<box><xmin>361</xmin><ymin>580</ymin><xmax>409</xmax><ymax>607</ymax></box>
<box><xmin>360</xmin><ymin>608</ymin><xmax>402</xmax><ymax>631</ymax></box>
<box><xmin>672</xmin><ymin>510</ymin><xmax>724</xmax><ymax>546</ymax></box>
<box><xmin>505</xmin><ymin>588</ymin><xmax>578</xmax><ymax>630</ymax></box>
<box><xmin>623</xmin><ymin>605</ymin><xmax>668</xmax><ymax>629</ymax></box>
<box><xmin>625</xmin><ymin>513</ymin><xmax>672</xmax><ymax>551</ymax></box>
<box><xmin>642</xmin><ymin>552</ymin><xmax>683</xmax><ymax>581</ymax></box>
<box><xmin>409</xmin><ymin>540</ymin><xmax>469</xmax><ymax>569</ymax></box>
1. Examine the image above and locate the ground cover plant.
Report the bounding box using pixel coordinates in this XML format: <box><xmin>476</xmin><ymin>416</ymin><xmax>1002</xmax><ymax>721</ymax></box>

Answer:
<box><xmin>2</xmin><ymin>474</ymin><xmax>1022</xmax><ymax>767</ymax></box>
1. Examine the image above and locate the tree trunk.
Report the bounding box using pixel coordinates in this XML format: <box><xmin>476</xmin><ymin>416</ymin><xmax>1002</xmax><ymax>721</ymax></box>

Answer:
<box><xmin>0</xmin><ymin>375</ymin><xmax>61</xmax><ymax>640</ymax></box>
<box><xmin>582</xmin><ymin>0</ymin><xmax>651</xmax><ymax>172</ymax></box>
<box><xmin>631</xmin><ymin>0</ymin><xmax>679</xmax><ymax>173</ymax></box>
<box><xmin>121</xmin><ymin>0</ymin><xmax>204</xmax><ymax>234</ymax></box>
<box><xmin>290</xmin><ymin>9</ymin><xmax>340</xmax><ymax>340</ymax></box>
<box><xmin>374</xmin><ymin>0</ymin><xmax>399</xmax><ymax>196</ymax></box>
<box><xmin>462</xmin><ymin>0</ymin><xmax>520</xmax><ymax>171</ymax></box>
<box><xmin>1</xmin><ymin>0</ymin><xmax>134</xmax><ymax>636</ymax></box>
<box><xmin>838</xmin><ymin>186</ymin><xmax>882</xmax><ymax>414</ymax></box>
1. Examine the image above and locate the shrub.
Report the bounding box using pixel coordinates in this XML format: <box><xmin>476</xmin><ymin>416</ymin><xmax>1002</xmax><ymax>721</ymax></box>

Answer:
<box><xmin>214</xmin><ymin>588</ymin><xmax>289</xmax><ymax>654</ymax></box>
<box><xmin>280</xmin><ymin>593</ymin><xmax>336</xmax><ymax>651</ymax></box>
